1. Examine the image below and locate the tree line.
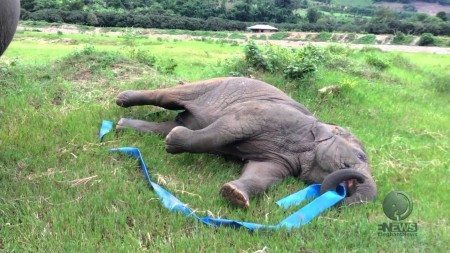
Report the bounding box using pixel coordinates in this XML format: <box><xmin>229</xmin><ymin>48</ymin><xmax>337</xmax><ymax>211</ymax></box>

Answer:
<box><xmin>19</xmin><ymin>0</ymin><xmax>450</xmax><ymax>35</ymax></box>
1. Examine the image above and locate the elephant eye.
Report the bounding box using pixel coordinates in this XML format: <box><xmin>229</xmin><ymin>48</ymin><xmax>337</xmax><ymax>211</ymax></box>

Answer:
<box><xmin>357</xmin><ymin>153</ymin><xmax>367</xmax><ymax>162</ymax></box>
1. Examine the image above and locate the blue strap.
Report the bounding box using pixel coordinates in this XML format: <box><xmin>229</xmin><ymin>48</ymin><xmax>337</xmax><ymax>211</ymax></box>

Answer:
<box><xmin>100</xmin><ymin>120</ymin><xmax>346</xmax><ymax>231</ymax></box>
<box><xmin>99</xmin><ymin>120</ymin><xmax>114</xmax><ymax>141</ymax></box>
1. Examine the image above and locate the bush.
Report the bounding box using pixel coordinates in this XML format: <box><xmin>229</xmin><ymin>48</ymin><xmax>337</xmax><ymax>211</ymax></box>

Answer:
<box><xmin>157</xmin><ymin>58</ymin><xmax>178</xmax><ymax>74</ymax></box>
<box><xmin>316</xmin><ymin>32</ymin><xmax>332</xmax><ymax>41</ymax></box>
<box><xmin>284</xmin><ymin>62</ymin><xmax>316</xmax><ymax>79</ymax></box>
<box><xmin>392</xmin><ymin>32</ymin><xmax>406</xmax><ymax>44</ymax></box>
<box><xmin>244</xmin><ymin>41</ymin><xmax>268</xmax><ymax>70</ymax></box>
<box><xmin>392</xmin><ymin>32</ymin><xmax>414</xmax><ymax>45</ymax></box>
<box><xmin>64</xmin><ymin>11</ymin><xmax>85</xmax><ymax>24</ymax></box>
<box><xmin>355</xmin><ymin>34</ymin><xmax>376</xmax><ymax>44</ymax></box>
<box><xmin>29</xmin><ymin>9</ymin><xmax>63</xmax><ymax>23</ymax></box>
<box><xmin>242</xmin><ymin>42</ymin><xmax>327</xmax><ymax>81</ymax></box>
<box><xmin>129</xmin><ymin>48</ymin><xmax>156</xmax><ymax>67</ymax></box>
<box><xmin>418</xmin><ymin>33</ymin><xmax>436</xmax><ymax>46</ymax></box>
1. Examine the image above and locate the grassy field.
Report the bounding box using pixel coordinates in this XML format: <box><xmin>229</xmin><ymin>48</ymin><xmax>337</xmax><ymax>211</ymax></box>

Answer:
<box><xmin>18</xmin><ymin>21</ymin><xmax>450</xmax><ymax>47</ymax></box>
<box><xmin>0</xmin><ymin>29</ymin><xmax>449</xmax><ymax>252</ymax></box>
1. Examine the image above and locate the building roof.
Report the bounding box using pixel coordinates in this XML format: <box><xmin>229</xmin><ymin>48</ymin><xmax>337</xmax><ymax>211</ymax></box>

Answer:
<box><xmin>247</xmin><ymin>24</ymin><xmax>278</xmax><ymax>31</ymax></box>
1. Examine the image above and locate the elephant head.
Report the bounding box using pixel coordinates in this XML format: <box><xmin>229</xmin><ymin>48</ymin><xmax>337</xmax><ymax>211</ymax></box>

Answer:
<box><xmin>312</xmin><ymin>123</ymin><xmax>377</xmax><ymax>205</ymax></box>
<box><xmin>0</xmin><ymin>0</ymin><xmax>20</xmax><ymax>56</ymax></box>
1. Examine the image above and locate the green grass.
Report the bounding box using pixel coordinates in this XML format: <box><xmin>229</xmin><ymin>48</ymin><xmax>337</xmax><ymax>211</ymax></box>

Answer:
<box><xmin>9</xmin><ymin>30</ymin><xmax>241</xmax><ymax>81</ymax></box>
<box><xmin>1</xmin><ymin>29</ymin><xmax>449</xmax><ymax>252</ymax></box>
<box><xmin>316</xmin><ymin>32</ymin><xmax>333</xmax><ymax>42</ymax></box>
<box><xmin>269</xmin><ymin>32</ymin><xmax>290</xmax><ymax>40</ymax></box>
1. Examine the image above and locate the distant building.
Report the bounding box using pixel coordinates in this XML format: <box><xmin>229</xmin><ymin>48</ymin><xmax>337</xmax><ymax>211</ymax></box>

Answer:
<box><xmin>247</xmin><ymin>24</ymin><xmax>278</xmax><ymax>33</ymax></box>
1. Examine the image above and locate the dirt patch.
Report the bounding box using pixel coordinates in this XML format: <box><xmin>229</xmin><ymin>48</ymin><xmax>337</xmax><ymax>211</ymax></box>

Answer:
<box><xmin>51</xmin><ymin>50</ymin><xmax>156</xmax><ymax>105</ymax></box>
<box><xmin>110</xmin><ymin>62</ymin><xmax>154</xmax><ymax>83</ymax></box>
<box><xmin>40</xmin><ymin>24</ymin><xmax>82</xmax><ymax>35</ymax></box>
<box><xmin>266</xmin><ymin>40</ymin><xmax>450</xmax><ymax>54</ymax></box>
<box><xmin>66</xmin><ymin>61</ymin><xmax>154</xmax><ymax>88</ymax></box>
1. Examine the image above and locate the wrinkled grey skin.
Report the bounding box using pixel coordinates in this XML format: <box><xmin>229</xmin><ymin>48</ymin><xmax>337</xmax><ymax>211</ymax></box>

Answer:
<box><xmin>0</xmin><ymin>0</ymin><xmax>20</xmax><ymax>56</ymax></box>
<box><xmin>116</xmin><ymin>77</ymin><xmax>377</xmax><ymax>208</ymax></box>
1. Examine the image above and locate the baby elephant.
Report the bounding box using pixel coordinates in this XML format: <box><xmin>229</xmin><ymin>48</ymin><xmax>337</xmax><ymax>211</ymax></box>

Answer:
<box><xmin>116</xmin><ymin>77</ymin><xmax>377</xmax><ymax>208</ymax></box>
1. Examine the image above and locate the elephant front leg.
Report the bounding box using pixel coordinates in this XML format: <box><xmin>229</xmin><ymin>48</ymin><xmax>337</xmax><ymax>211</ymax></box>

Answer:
<box><xmin>117</xmin><ymin>118</ymin><xmax>179</xmax><ymax>137</ymax></box>
<box><xmin>220</xmin><ymin>161</ymin><xmax>289</xmax><ymax>208</ymax></box>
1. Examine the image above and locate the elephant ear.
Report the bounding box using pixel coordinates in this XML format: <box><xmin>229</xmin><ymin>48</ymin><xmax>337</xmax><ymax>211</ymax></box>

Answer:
<box><xmin>311</xmin><ymin>123</ymin><xmax>334</xmax><ymax>142</ymax></box>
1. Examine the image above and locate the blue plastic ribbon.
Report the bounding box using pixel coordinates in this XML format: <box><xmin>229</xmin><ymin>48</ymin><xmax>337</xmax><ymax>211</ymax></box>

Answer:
<box><xmin>99</xmin><ymin>120</ymin><xmax>114</xmax><ymax>141</ymax></box>
<box><xmin>100</xmin><ymin>120</ymin><xmax>346</xmax><ymax>231</ymax></box>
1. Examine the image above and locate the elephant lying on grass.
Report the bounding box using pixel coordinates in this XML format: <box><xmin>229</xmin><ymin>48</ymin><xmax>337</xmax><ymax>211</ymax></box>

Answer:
<box><xmin>116</xmin><ymin>77</ymin><xmax>377</xmax><ymax>208</ymax></box>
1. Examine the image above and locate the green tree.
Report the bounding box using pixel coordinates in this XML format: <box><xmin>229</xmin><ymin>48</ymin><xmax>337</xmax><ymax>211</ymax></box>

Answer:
<box><xmin>307</xmin><ymin>8</ymin><xmax>320</xmax><ymax>23</ymax></box>
<box><xmin>275</xmin><ymin>0</ymin><xmax>292</xmax><ymax>8</ymax></box>
<box><xmin>86</xmin><ymin>12</ymin><xmax>99</xmax><ymax>26</ymax></box>
<box><xmin>228</xmin><ymin>0</ymin><xmax>253</xmax><ymax>22</ymax></box>
<box><xmin>62</xmin><ymin>0</ymin><xmax>85</xmax><ymax>11</ymax></box>
<box><xmin>436</xmin><ymin>11</ymin><xmax>447</xmax><ymax>21</ymax></box>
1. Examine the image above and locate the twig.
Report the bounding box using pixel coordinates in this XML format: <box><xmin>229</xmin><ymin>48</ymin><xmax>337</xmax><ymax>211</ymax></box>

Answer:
<box><xmin>60</xmin><ymin>175</ymin><xmax>98</xmax><ymax>187</ymax></box>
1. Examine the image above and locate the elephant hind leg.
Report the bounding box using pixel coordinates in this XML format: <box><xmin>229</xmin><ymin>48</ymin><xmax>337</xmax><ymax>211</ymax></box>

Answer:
<box><xmin>220</xmin><ymin>161</ymin><xmax>289</xmax><ymax>208</ymax></box>
<box><xmin>117</xmin><ymin>118</ymin><xmax>179</xmax><ymax>137</ymax></box>
<box><xmin>116</xmin><ymin>89</ymin><xmax>186</xmax><ymax>110</ymax></box>
<box><xmin>115</xmin><ymin>81</ymin><xmax>217</xmax><ymax>110</ymax></box>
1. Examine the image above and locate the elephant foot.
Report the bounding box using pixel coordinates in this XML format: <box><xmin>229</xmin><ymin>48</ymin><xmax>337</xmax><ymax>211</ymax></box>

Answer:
<box><xmin>116</xmin><ymin>118</ymin><xmax>129</xmax><ymax>131</ymax></box>
<box><xmin>220</xmin><ymin>183</ymin><xmax>249</xmax><ymax>208</ymax></box>
<box><xmin>116</xmin><ymin>90</ymin><xmax>143</xmax><ymax>107</ymax></box>
<box><xmin>165</xmin><ymin>126</ymin><xmax>191</xmax><ymax>154</ymax></box>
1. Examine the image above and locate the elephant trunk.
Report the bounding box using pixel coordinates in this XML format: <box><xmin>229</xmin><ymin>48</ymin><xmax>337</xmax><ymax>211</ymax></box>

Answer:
<box><xmin>320</xmin><ymin>169</ymin><xmax>377</xmax><ymax>205</ymax></box>
<box><xmin>0</xmin><ymin>0</ymin><xmax>20</xmax><ymax>56</ymax></box>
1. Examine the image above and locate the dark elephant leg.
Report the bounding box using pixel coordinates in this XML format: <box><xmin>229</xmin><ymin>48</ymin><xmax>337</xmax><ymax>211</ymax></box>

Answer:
<box><xmin>116</xmin><ymin>118</ymin><xmax>179</xmax><ymax>136</ymax></box>
<box><xmin>115</xmin><ymin>81</ymin><xmax>215</xmax><ymax>109</ymax></box>
<box><xmin>164</xmin><ymin>115</ymin><xmax>243</xmax><ymax>154</ymax></box>
<box><xmin>220</xmin><ymin>161</ymin><xmax>289</xmax><ymax>208</ymax></box>
<box><xmin>116</xmin><ymin>89</ymin><xmax>186</xmax><ymax>110</ymax></box>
